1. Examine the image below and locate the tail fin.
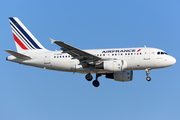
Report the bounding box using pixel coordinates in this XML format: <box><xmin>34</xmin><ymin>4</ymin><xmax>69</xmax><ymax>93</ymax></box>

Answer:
<box><xmin>9</xmin><ymin>17</ymin><xmax>48</xmax><ymax>53</ymax></box>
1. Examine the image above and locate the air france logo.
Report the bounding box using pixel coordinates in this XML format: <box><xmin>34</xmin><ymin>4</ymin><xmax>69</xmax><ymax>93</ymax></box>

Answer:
<box><xmin>137</xmin><ymin>49</ymin><xmax>141</xmax><ymax>52</ymax></box>
<box><xmin>102</xmin><ymin>49</ymin><xmax>141</xmax><ymax>53</ymax></box>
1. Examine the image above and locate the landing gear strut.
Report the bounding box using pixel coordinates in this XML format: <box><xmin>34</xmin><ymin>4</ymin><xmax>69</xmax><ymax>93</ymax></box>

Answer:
<box><xmin>145</xmin><ymin>68</ymin><xmax>151</xmax><ymax>81</ymax></box>
<box><xmin>92</xmin><ymin>74</ymin><xmax>102</xmax><ymax>87</ymax></box>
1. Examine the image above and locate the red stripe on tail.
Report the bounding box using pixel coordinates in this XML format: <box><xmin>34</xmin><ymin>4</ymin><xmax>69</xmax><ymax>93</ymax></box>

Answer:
<box><xmin>12</xmin><ymin>33</ymin><xmax>28</xmax><ymax>50</ymax></box>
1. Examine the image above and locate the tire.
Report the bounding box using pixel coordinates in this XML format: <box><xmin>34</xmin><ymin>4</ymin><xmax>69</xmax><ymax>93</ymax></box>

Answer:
<box><xmin>146</xmin><ymin>77</ymin><xmax>151</xmax><ymax>81</ymax></box>
<box><xmin>92</xmin><ymin>80</ymin><xmax>100</xmax><ymax>87</ymax></box>
<box><xmin>85</xmin><ymin>73</ymin><xmax>93</xmax><ymax>81</ymax></box>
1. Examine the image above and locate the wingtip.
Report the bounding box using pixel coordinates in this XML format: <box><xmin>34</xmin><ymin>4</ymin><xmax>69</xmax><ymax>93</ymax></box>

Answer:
<box><xmin>50</xmin><ymin>38</ymin><xmax>56</xmax><ymax>44</ymax></box>
<box><xmin>50</xmin><ymin>38</ymin><xmax>64</xmax><ymax>44</ymax></box>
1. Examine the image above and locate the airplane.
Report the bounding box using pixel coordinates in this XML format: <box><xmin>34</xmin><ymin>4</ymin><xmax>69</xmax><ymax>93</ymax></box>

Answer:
<box><xmin>5</xmin><ymin>17</ymin><xmax>176</xmax><ymax>87</ymax></box>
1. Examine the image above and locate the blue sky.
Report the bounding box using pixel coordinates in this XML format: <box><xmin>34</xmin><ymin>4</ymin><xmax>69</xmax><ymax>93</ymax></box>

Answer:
<box><xmin>1</xmin><ymin>0</ymin><xmax>180</xmax><ymax>120</ymax></box>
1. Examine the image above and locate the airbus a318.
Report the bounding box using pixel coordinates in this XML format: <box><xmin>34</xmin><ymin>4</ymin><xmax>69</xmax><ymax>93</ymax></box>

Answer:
<box><xmin>5</xmin><ymin>17</ymin><xmax>176</xmax><ymax>87</ymax></box>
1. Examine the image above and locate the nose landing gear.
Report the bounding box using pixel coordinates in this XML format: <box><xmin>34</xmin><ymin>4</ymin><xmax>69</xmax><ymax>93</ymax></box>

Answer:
<box><xmin>145</xmin><ymin>68</ymin><xmax>151</xmax><ymax>81</ymax></box>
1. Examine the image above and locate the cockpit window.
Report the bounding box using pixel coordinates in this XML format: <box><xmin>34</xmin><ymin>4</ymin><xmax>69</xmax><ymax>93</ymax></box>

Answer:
<box><xmin>157</xmin><ymin>51</ymin><xmax>168</xmax><ymax>55</ymax></box>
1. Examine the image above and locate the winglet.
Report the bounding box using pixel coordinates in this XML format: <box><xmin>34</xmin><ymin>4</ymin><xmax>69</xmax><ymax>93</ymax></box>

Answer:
<box><xmin>50</xmin><ymin>38</ymin><xmax>56</xmax><ymax>44</ymax></box>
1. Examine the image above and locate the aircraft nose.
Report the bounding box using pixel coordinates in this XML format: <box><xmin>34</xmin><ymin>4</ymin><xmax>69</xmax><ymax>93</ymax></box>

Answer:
<box><xmin>169</xmin><ymin>56</ymin><xmax>176</xmax><ymax>65</ymax></box>
<box><xmin>171</xmin><ymin>57</ymin><xmax>176</xmax><ymax>65</ymax></box>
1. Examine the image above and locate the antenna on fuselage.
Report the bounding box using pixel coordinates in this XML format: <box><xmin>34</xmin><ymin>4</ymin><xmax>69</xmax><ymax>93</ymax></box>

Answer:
<box><xmin>144</xmin><ymin>45</ymin><xmax>147</xmax><ymax>48</ymax></box>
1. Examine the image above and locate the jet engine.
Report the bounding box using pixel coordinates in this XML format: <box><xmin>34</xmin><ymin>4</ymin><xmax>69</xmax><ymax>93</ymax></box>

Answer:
<box><xmin>95</xmin><ymin>60</ymin><xmax>127</xmax><ymax>72</ymax></box>
<box><xmin>105</xmin><ymin>70</ymin><xmax>133</xmax><ymax>82</ymax></box>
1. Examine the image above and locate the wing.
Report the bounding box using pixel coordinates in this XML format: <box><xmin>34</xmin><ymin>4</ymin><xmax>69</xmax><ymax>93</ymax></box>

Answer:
<box><xmin>50</xmin><ymin>39</ymin><xmax>101</xmax><ymax>67</ymax></box>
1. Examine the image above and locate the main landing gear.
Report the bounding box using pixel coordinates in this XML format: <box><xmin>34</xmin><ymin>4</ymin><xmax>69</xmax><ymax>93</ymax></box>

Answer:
<box><xmin>85</xmin><ymin>73</ymin><xmax>102</xmax><ymax>87</ymax></box>
<box><xmin>85</xmin><ymin>73</ymin><xmax>93</xmax><ymax>81</ymax></box>
<box><xmin>145</xmin><ymin>68</ymin><xmax>151</xmax><ymax>81</ymax></box>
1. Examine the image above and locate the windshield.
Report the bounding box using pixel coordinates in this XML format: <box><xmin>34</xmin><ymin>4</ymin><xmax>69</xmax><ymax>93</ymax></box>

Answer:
<box><xmin>157</xmin><ymin>51</ymin><xmax>168</xmax><ymax>55</ymax></box>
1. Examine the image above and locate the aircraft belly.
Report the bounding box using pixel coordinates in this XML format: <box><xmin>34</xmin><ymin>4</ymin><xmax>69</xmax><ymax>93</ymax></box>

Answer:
<box><xmin>51</xmin><ymin>59</ymin><xmax>79</xmax><ymax>72</ymax></box>
<box><xmin>126</xmin><ymin>59</ymin><xmax>156</xmax><ymax>70</ymax></box>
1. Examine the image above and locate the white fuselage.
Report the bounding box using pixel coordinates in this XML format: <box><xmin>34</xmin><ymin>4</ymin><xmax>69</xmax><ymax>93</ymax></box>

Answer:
<box><xmin>6</xmin><ymin>47</ymin><xmax>176</xmax><ymax>74</ymax></box>
<box><xmin>6</xmin><ymin>17</ymin><xmax>177</xmax><ymax>87</ymax></box>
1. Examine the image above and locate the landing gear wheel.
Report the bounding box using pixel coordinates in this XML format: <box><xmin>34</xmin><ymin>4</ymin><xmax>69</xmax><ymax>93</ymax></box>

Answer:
<box><xmin>146</xmin><ymin>77</ymin><xmax>151</xmax><ymax>81</ymax></box>
<box><xmin>92</xmin><ymin>80</ymin><xmax>100</xmax><ymax>87</ymax></box>
<box><xmin>85</xmin><ymin>73</ymin><xmax>93</xmax><ymax>81</ymax></box>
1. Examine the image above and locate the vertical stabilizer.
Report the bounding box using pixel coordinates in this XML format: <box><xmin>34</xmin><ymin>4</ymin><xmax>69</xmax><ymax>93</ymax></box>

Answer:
<box><xmin>9</xmin><ymin>17</ymin><xmax>48</xmax><ymax>53</ymax></box>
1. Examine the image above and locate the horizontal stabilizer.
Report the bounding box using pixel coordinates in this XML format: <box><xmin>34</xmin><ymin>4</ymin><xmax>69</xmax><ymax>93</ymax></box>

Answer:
<box><xmin>5</xmin><ymin>50</ymin><xmax>31</xmax><ymax>59</ymax></box>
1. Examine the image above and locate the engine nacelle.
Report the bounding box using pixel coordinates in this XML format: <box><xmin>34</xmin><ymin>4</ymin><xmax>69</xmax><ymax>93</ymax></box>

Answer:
<box><xmin>106</xmin><ymin>70</ymin><xmax>133</xmax><ymax>82</ymax></box>
<box><xmin>95</xmin><ymin>60</ymin><xmax>127</xmax><ymax>72</ymax></box>
<box><xmin>103</xmin><ymin>60</ymin><xmax>127</xmax><ymax>72</ymax></box>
